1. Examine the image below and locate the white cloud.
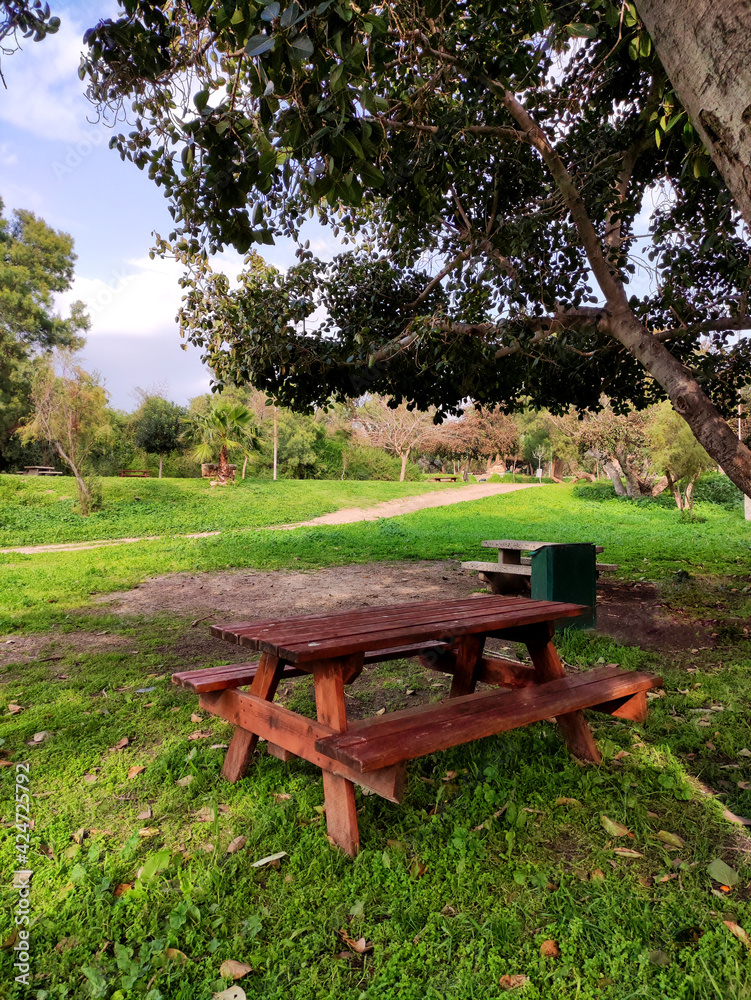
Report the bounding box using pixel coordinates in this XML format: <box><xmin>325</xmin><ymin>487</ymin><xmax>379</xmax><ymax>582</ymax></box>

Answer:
<box><xmin>0</xmin><ymin>11</ymin><xmax>96</xmax><ymax>142</ymax></box>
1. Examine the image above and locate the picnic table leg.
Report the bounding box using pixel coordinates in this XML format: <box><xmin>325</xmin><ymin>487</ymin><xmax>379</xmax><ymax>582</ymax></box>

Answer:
<box><xmin>314</xmin><ymin>657</ymin><xmax>362</xmax><ymax>856</ymax></box>
<box><xmin>222</xmin><ymin>652</ymin><xmax>283</xmax><ymax>782</ymax></box>
<box><xmin>449</xmin><ymin>634</ymin><xmax>486</xmax><ymax>697</ymax></box>
<box><xmin>525</xmin><ymin>624</ymin><xmax>601</xmax><ymax>764</ymax></box>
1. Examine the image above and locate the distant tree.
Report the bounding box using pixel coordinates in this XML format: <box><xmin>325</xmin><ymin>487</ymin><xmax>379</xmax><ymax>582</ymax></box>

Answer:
<box><xmin>649</xmin><ymin>402</ymin><xmax>715</xmax><ymax>514</ymax></box>
<box><xmin>183</xmin><ymin>401</ymin><xmax>259</xmax><ymax>483</ymax></box>
<box><xmin>579</xmin><ymin>404</ymin><xmax>668</xmax><ymax>499</ymax></box>
<box><xmin>132</xmin><ymin>396</ymin><xmax>186</xmax><ymax>477</ymax></box>
<box><xmin>18</xmin><ymin>354</ymin><xmax>111</xmax><ymax>514</ymax></box>
<box><xmin>354</xmin><ymin>398</ymin><xmax>436</xmax><ymax>481</ymax></box>
<box><xmin>0</xmin><ymin>198</ymin><xmax>89</xmax><ymax>469</ymax></box>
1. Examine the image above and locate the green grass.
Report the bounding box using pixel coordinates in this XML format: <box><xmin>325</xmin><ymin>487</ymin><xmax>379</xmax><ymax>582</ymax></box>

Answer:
<box><xmin>2</xmin><ymin>623</ymin><xmax>751</xmax><ymax>999</ymax></box>
<box><xmin>3</xmin><ymin>483</ymin><xmax>751</xmax><ymax>998</ymax></box>
<box><xmin>0</xmin><ymin>475</ymin><xmax>458</xmax><ymax>547</ymax></box>
<box><xmin>1</xmin><ymin>485</ymin><xmax>748</xmax><ymax>633</ymax></box>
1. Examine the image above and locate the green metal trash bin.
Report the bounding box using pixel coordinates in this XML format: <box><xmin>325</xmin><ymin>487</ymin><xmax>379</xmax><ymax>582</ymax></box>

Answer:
<box><xmin>530</xmin><ymin>543</ymin><xmax>596</xmax><ymax>630</ymax></box>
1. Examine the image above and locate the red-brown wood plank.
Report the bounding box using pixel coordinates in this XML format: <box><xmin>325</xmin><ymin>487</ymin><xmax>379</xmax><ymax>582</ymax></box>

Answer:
<box><xmin>221</xmin><ymin>652</ymin><xmax>283</xmax><ymax>782</ymax></box>
<box><xmin>315</xmin><ymin>668</ymin><xmax>661</xmax><ymax>772</ymax></box>
<box><xmin>172</xmin><ymin>662</ymin><xmax>305</xmax><ymax>693</ymax></box>
<box><xmin>272</xmin><ymin>603</ymin><xmax>585</xmax><ymax>663</ymax></box>
<box><xmin>211</xmin><ymin>595</ymin><xmax>533</xmax><ymax>640</ymax></box>
<box><xmin>214</xmin><ymin>600</ymin><xmax>585</xmax><ymax>664</ymax></box>
<box><xmin>199</xmin><ymin>688</ymin><xmax>406</xmax><ymax>802</ymax></box>
<box><xmin>211</xmin><ymin>596</ymin><xmax>540</xmax><ymax>647</ymax></box>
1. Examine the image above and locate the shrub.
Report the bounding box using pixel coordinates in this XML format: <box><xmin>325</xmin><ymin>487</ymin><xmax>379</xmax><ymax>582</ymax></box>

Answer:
<box><xmin>572</xmin><ymin>480</ymin><xmax>618</xmax><ymax>502</ymax></box>
<box><xmin>693</xmin><ymin>471</ymin><xmax>743</xmax><ymax>510</ymax></box>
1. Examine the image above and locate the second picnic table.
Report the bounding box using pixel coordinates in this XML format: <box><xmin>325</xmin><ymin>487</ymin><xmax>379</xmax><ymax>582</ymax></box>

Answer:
<box><xmin>174</xmin><ymin>595</ymin><xmax>659</xmax><ymax>855</ymax></box>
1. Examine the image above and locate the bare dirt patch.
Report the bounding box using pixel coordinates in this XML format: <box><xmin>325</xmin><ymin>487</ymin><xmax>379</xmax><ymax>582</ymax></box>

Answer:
<box><xmin>2</xmin><ymin>563</ymin><xmax>722</xmax><ymax>672</ymax></box>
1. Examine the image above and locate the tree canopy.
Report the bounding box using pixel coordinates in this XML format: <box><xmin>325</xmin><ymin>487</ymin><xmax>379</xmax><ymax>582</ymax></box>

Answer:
<box><xmin>81</xmin><ymin>0</ymin><xmax>751</xmax><ymax>494</ymax></box>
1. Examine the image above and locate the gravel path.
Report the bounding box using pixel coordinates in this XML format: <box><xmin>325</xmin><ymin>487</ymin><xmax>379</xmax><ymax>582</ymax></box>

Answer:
<box><xmin>0</xmin><ymin>481</ymin><xmax>539</xmax><ymax>555</ymax></box>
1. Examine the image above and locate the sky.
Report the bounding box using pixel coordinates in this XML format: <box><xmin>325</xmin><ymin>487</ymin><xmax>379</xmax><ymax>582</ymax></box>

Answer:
<box><xmin>0</xmin><ymin>0</ymin><xmax>337</xmax><ymax>411</ymax></box>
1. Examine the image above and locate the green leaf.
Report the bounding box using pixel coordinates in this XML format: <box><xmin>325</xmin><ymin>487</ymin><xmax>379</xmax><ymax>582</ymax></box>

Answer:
<box><xmin>280</xmin><ymin>2</ymin><xmax>302</xmax><ymax>27</ymax></box>
<box><xmin>601</xmin><ymin>814</ymin><xmax>631</xmax><ymax>837</ymax></box>
<box><xmin>246</xmin><ymin>34</ymin><xmax>276</xmax><ymax>57</ymax></box>
<box><xmin>139</xmin><ymin>849</ymin><xmax>171</xmax><ymax>881</ymax></box>
<box><xmin>289</xmin><ymin>34</ymin><xmax>314</xmax><ymax>60</ymax></box>
<box><xmin>565</xmin><ymin>22</ymin><xmax>598</xmax><ymax>39</ymax></box>
<box><xmin>194</xmin><ymin>89</ymin><xmax>210</xmax><ymax>111</ymax></box>
<box><xmin>261</xmin><ymin>1</ymin><xmax>280</xmax><ymax>21</ymax></box>
<box><xmin>708</xmin><ymin>857</ymin><xmax>739</xmax><ymax>885</ymax></box>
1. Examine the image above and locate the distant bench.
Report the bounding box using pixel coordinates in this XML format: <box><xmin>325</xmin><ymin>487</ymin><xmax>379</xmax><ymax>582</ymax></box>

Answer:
<box><xmin>462</xmin><ymin>540</ymin><xmax>619</xmax><ymax>630</ymax></box>
<box><xmin>118</xmin><ymin>470</ymin><xmax>151</xmax><ymax>478</ymax></box>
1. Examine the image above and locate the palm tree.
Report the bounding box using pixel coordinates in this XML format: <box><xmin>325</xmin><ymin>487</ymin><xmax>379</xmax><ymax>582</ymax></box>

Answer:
<box><xmin>184</xmin><ymin>402</ymin><xmax>260</xmax><ymax>483</ymax></box>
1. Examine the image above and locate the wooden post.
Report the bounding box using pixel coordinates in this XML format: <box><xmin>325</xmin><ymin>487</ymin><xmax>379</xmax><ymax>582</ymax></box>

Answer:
<box><xmin>525</xmin><ymin>623</ymin><xmax>601</xmax><ymax>763</ymax></box>
<box><xmin>449</xmin><ymin>634</ymin><xmax>485</xmax><ymax>698</ymax></box>
<box><xmin>221</xmin><ymin>652</ymin><xmax>283</xmax><ymax>782</ymax></box>
<box><xmin>314</xmin><ymin>657</ymin><xmax>362</xmax><ymax>856</ymax></box>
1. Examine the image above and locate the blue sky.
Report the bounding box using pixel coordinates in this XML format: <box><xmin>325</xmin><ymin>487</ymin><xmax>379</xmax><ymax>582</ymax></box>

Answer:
<box><xmin>0</xmin><ymin>0</ymin><xmax>336</xmax><ymax>411</ymax></box>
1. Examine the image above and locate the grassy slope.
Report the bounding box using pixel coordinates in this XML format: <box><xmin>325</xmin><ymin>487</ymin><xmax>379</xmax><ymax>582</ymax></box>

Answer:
<box><xmin>0</xmin><ymin>485</ymin><xmax>747</xmax><ymax>632</ymax></box>
<box><xmin>1</xmin><ymin>486</ymin><xmax>751</xmax><ymax>998</ymax></box>
<box><xmin>0</xmin><ymin>475</ymin><xmax>457</xmax><ymax>546</ymax></box>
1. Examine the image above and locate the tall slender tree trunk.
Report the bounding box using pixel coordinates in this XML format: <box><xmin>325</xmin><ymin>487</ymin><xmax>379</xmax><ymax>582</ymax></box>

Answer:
<box><xmin>217</xmin><ymin>444</ymin><xmax>232</xmax><ymax>482</ymax></box>
<box><xmin>399</xmin><ymin>448</ymin><xmax>410</xmax><ymax>481</ymax></box>
<box><xmin>158</xmin><ymin>454</ymin><xmax>163</xmax><ymax>478</ymax></box>
<box><xmin>54</xmin><ymin>442</ymin><xmax>91</xmax><ymax>514</ymax></box>
<box><xmin>273</xmin><ymin>405</ymin><xmax>278</xmax><ymax>482</ymax></box>
<box><xmin>501</xmin><ymin>88</ymin><xmax>751</xmax><ymax>498</ymax></box>
<box><xmin>635</xmin><ymin>0</ymin><xmax>751</xmax><ymax>227</ymax></box>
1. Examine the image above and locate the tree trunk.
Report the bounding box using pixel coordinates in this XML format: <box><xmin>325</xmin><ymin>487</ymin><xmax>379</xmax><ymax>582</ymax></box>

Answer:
<box><xmin>502</xmin><ymin>88</ymin><xmax>751</xmax><ymax>499</ymax></box>
<box><xmin>636</xmin><ymin>0</ymin><xmax>751</xmax><ymax>227</ymax></box>
<box><xmin>217</xmin><ymin>444</ymin><xmax>232</xmax><ymax>483</ymax></box>
<box><xmin>399</xmin><ymin>448</ymin><xmax>410</xmax><ymax>481</ymax></box>
<box><xmin>242</xmin><ymin>455</ymin><xmax>248</xmax><ymax>479</ymax></box>
<box><xmin>158</xmin><ymin>454</ymin><xmax>163</xmax><ymax>478</ymax></box>
<box><xmin>666</xmin><ymin>471</ymin><xmax>684</xmax><ymax>511</ymax></box>
<box><xmin>273</xmin><ymin>405</ymin><xmax>278</xmax><ymax>482</ymax></box>
<box><xmin>603</xmin><ymin>459</ymin><xmax>628</xmax><ymax>496</ymax></box>
<box><xmin>54</xmin><ymin>442</ymin><xmax>91</xmax><ymax>514</ymax></box>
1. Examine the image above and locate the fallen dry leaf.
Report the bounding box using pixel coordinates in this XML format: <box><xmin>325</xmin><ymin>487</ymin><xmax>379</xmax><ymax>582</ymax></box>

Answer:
<box><xmin>613</xmin><ymin>847</ymin><xmax>644</xmax><ymax>858</ymax></box>
<box><xmin>657</xmin><ymin>830</ymin><xmax>685</xmax><ymax>848</ymax></box>
<box><xmin>724</xmin><ymin>921</ymin><xmax>751</xmax><ymax>949</ymax></box>
<box><xmin>601</xmin><ymin>815</ymin><xmax>631</xmax><ymax>837</ymax></box>
<box><xmin>191</xmin><ymin>713</ymin><xmax>202</xmax><ymax>723</ymax></box>
<box><xmin>127</xmin><ymin>765</ymin><xmax>146</xmax><ymax>779</ymax></box>
<box><xmin>188</xmin><ymin>730</ymin><xmax>213</xmax><ymax>740</ymax></box>
<box><xmin>110</xmin><ymin>737</ymin><xmax>130</xmax><ymax>751</ymax></box>
<box><xmin>165</xmin><ymin>948</ymin><xmax>190</xmax><ymax>963</ymax></box>
<box><xmin>723</xmin><ymin>809</ymin><xmax>751</xmax><ymax>826</ymax></box>
<box><xmin>375</xmin><ymin>708</ymin><xmax>386</xmax><ymax>716</ymax></box>
<box><xmin>212</xmin><ymin>988</ymin><xmax>247</xmax><ymax>1000</ymax></box>
<box><xmin>499</xmin><ymin>974</ymin><xmax>529</xmax><ymax>990</ymax></box>
<box><xmin>444</xmin><ymin>770</ymin><xmax>458</xmax><ymax>781</ymax></box>
<box><xmin>83</xmin><ymin>774</ymin><xmax>98</xmax><ymax>784</ymax></box>
<box><xmin>338</xmin><ymin>930</ymin><xmax>374</xmax><ymax>954</ymax></box>
<box><xmin>176</xmin><ymin>775</ymin><xmax>194</xmax><ymax>787</ymax></box>
<box><xmin>136</xmin><ymin>807</ymin><xmax>152</xmax><ymax>820</ymax></box>
<box><xmin>272</xmin><ymin>792</ymin><xmax>291</xmax><ymax>802</ymax></box>
<box><xmin>590</xmin><ymin>869</ymin><xmax>606</xmax><ymax>882</ymax></box>
<box><xmin>210</xmin><ymin>743</ymin><xmax>229</xmax><ymax>750</ymax></box>
<box><xmin>55</xmin><ymin>937</ymin><xmax>79</xmax><ymax>953</ymax></box>
<box><xmin>1</xmin><ymin>928</ymin><xmax>19</xmax><ymax>949</ymax></box>
<box><xmin>612</xmin><ymin>750</ymin><xmax>630</xmax><ymax>761</ymax></box>
<box><xmin>138</xmin><ymin>827</ymin><xmax>160</xmax><ymax>838</ymax></box>
<box><xmin>29</xmin><ymin>731</ymin><xmax>51</xmax><ymax>744</ymax></box>
<box><xmin>219</xmin><ymin>959</ymin><xmax>253</xmax><ymax>980</ymax></box>
<box><xmin>540</xmin><ymin>939</ymin><xmax>560</xmax><ymax>958</ymax></box>
<box><xmin>227</xmin><ymin>836</ymin><xmax>247</xmax><ymax>855</ymax></box>
<box><xmin>114</xmin><ymin>883</ymin><xmax>133</xmax><ymax>897</ymax></box>
<box><xmin>7</xmin><ymin>703</ymin><xmax>24</xmax><ymax>714</ymax></box>
<box><xmin>251</xmin><ymin>851</ymin><xmax>287</xmax><ymax>868</ymax></box>
<box><xmin>72</xmin><ymin>827</ymin><xmax>87</xmax><ymax>845</ymax></box>
<box><xmin>195</xmin><ymin>806</ymin><xmax>215</xmax><ymax>823</ymax></box>
<box><xmin>555</xmin><ymin>797</ymin><xmax>582</xmax><ymax>807</ymax></box>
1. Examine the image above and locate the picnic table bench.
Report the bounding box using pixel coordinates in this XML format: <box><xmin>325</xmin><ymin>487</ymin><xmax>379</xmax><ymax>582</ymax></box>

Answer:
<box><xmin>173</xmin><ymin>596</ymin><xmax>660</xmax><ymax>855</ymax></box>
<box><xmin>23</xmin><ymin>466</ymin><xmax>62</xmax><ymax>476</ymax></box>
<box><xmin>118</xmin><ymin>470</ymin><xmax>151</xmax><ymax>478</ymax></box>
<box><xmin>429</xmin><ymin>475</ymin><xmax>458</xmax><ymax>482</ymax></box>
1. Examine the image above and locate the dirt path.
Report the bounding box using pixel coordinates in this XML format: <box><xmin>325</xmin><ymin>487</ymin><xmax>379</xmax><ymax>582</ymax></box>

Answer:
<box><xmin>0</xmin><ymin>482</ymin><xmax>539</xmax><ymax>555</ymax></box>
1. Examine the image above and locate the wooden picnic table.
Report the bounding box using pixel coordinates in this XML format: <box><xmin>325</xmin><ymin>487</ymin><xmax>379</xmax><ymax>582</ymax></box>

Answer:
<box><xmin>23</xmin><ymin>466</ymin><xmax>62</xmax><ymax>476</ymax></box>
<box><xmin>429</xmin><ymin>475</ymin><xmax>458</xmax><ymax>482</ymax></box>
<box><xmin>173</xmin><ymin>595</ymin><xmax>660</xmax><ymax>855</ymax></box>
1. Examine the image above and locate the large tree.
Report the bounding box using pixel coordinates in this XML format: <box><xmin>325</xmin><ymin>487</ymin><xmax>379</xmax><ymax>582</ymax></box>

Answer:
<box><xmin>132</xmin><ymin>395</ymin><xmax>186</xmax><ymax>477</ymax></box>
<box><xmin>82</xmin><ymin>1</ymin><xmax>751</xmax><ymax>494</ymax></box>
<box><xmin>0</xmin><ymin>197</ymin><xmax>89</xmax><ymax>468</ymax></box>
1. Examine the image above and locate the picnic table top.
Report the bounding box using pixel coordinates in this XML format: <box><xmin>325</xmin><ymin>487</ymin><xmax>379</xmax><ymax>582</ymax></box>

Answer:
<box><xmin>211</xmin><ymin>595</ymin><xmax>586</xmax><ymax>664</ymax></box>
<box><xmin>482</xmin><ymin>539</ymin><xmax>605</xmax><ymax>553</ymax></box>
